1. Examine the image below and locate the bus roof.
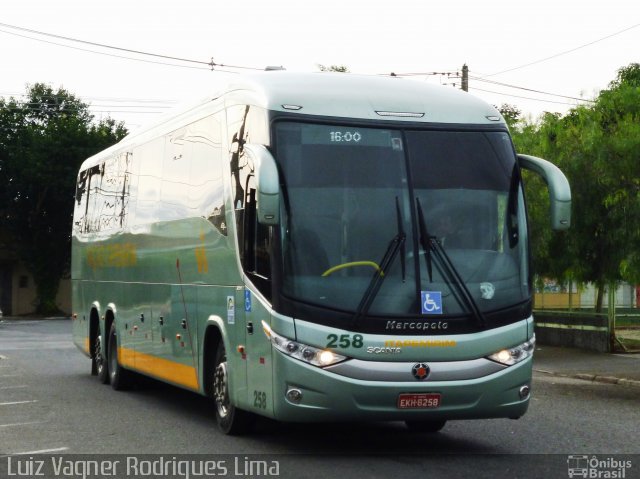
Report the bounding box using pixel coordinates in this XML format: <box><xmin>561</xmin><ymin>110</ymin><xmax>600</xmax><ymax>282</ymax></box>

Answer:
<box><xmin>81</xmin><ymin>72</ymin><xmax>505</xmax><ymax>169</ymax></box>
<box><xmin>225</xmin><ymin>71</ymin><xmax>503</xmax><ymax>125</ymax></box>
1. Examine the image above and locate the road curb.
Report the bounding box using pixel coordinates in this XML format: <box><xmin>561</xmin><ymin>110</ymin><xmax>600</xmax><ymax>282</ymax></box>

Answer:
<box><xmin>534</xmin><ymin>368</ymin><xmax>640</xmax><ymax>389</ymax></box>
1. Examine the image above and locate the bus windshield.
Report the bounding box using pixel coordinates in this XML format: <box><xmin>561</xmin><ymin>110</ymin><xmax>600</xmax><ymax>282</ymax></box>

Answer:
<box><xmin>275</xmin><ymin>122</ymin><xmax>530</xmax><ymax>321</ymax></box>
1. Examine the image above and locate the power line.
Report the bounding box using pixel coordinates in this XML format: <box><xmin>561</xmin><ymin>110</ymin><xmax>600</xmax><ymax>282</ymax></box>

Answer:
<box><xmin>0</xmin><ymin>21</ymin><xmax>210</xmax><ymax>67</ymax></box>
<box><xmin>469</xmin><ymin>86</ymin><xmax>582</xmax><ymax>106</ymax></box>
<box><xmin>486</xmin><ymin>23</ymin><xmax>640</xmax><ymax>77</ymax></box>
<box><xmin>1</xmin><ymin>101</ymin><xmax>173</xmax><ymax>108</ymax></box>
<box><xmin>0</xmin><ymin>21</ymin><xmax>263</xmax><ymax>71</ymax></box>
<box><xmin>1</xmin><ymin>91</ymin><xmax>178</xmax><ymax>106</ymax></box>
<box><xmin>0</xmin><ymin>27</ymin><xmax>211</xmax><ymax>71</ymax></box>
<box><xmin>384</xmin><ymin>71</ymin><xmax>459</xmax><ymax>77</ymax></box>
<box><xmin>470</xmin><ymin>76</ymin><xmax>595</xmax><ymax>103</ymax></box>
<box><xmin>383</xmin><ymin>68</ymin><xmax>592</xmax><ymax>104</ymax></box>
<box><xmin>1</xmin><ymin>92</ymin><xmax>177</xmax><ymax>121</ymax></box>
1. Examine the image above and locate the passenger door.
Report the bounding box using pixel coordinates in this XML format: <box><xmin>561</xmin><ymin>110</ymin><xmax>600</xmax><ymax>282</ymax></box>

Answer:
<box><xmin>241</xmin><ymin>287</ymin><xmax>273</xmax><ymax>415</ymax></box>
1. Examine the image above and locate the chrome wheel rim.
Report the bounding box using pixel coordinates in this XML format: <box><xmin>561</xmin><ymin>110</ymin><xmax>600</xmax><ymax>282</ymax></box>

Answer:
<box><xmin>94</xmin><ymin>335</ymin><xmax>104</xmax><ymax>375</ymax></box>
<box><xmin>108</xmin><ymin>331</ymin><xmax>117</xmax><ymax>380</ymax></box>
<box><xmin>213</xmin><ymin>361</ymin><xmax>230</xmax><ymax>418</ymax></box>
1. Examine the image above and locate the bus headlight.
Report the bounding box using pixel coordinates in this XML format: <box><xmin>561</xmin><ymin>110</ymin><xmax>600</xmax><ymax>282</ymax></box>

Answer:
<box><xmin>487</xmin><ymin>335</ymin><xmax>535</xmax><ymax>366</ymax></box>
<box><xmin>262</xmin><ymin>321</ymin><xmax>347</xmax><ymax>367</ymax></box>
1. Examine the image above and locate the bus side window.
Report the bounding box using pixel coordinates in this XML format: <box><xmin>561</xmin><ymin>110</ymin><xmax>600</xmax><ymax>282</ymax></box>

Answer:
<box><xmin>242</xmin><ymin>175</ymin><xmax>272</xmax><ymax>299</ymax></box>
<box><xmin>188</xmin><ymin>114</ymin><xmax>226</xmax><ymax>235</ymax></box>
<box><xmin>227</xmin><ymin>104</ymin><xmax>272</xmax><ymax>299</ymax></box>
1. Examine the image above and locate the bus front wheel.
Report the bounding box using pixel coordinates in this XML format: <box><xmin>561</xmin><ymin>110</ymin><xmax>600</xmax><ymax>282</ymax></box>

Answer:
<box><xmin>212</xmin><ymin>339</ymin><xmax>252</xmax><ymax>435</ymax></box>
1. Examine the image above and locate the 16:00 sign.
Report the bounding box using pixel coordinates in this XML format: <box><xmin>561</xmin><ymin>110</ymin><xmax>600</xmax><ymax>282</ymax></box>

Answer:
<box><xmin>330</xmin><ymin>131</ymin><xmax>362</xmax><ymax>142</ymax></box>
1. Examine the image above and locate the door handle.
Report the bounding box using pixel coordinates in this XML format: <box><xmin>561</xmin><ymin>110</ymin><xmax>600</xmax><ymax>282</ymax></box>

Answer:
<box><xmin>181</xmin><ymin>319</ymin><xmax>187</xmax><ymax>329</ymax></box>
<box><xmin>246</xmin><ymin>321</ymin><xmax>254</xmax><ymax>335</ymax></box>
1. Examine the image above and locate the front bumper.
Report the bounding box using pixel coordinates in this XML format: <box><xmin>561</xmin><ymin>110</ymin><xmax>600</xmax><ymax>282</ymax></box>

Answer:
<box><xmin>271</xmin><ymin>351</ymin><xmax>532</xmax><ymax>422</ymax></box>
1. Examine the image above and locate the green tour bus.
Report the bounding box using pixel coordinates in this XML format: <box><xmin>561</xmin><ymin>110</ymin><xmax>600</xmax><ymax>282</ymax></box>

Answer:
<box><xmin>71</xmin><ymin>71</ymin><xmax>571</xmax><ymax>434</ymax></box>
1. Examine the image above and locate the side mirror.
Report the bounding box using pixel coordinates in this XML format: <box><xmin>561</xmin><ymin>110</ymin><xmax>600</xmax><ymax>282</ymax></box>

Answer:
<box><xmin>517</xmin><ymin>154</ymin><xmax>571</xmax><ymax>230</ymax></box>
<box><xmin>243</xmin><ymin>144</ymin><xmax>280</xmax><ymax>225</ymax></box>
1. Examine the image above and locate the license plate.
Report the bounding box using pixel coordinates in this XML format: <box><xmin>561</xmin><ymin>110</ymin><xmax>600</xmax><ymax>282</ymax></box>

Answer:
<box><xmin>397</xmin><ymin>393</ymin><xmax>441</xmax><ymax>409</ymax></box>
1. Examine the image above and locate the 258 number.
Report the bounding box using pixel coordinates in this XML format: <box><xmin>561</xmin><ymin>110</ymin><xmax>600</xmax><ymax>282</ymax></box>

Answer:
<box><xmin>326</xmin><ymin>334</ymin><xmax>364</xmax><ymax>349</ymax></box>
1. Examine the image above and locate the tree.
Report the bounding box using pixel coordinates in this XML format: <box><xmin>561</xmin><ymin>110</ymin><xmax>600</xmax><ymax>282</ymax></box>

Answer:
<box><xmin>498</xmin><ymin>103</ymin><xmax>521</xmax><ymax>130</ymax></box>
<box><xmin>511</xmin><ymin>63</ymin><xmax>640</xmax><ymax>311</ymax></box>
<box><xmin>0</xmin><ymin>84</ymin><xmax>127</xmax><ymax>314</ymax></box>
<box><xmin>608</xmin><ymin>62</ymin><xmax>640</xmax><ymax>89</ymax></box>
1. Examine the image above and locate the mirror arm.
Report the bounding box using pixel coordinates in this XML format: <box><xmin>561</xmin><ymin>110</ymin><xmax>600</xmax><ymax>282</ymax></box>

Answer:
<box><xmin>517</xmin><ymin>154</ymin><xmax>571</xmax><ymax>230</ymax></box>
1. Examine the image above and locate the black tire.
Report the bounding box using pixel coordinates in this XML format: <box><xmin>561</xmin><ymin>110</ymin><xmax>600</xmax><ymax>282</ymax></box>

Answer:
<box><xmin>107</xmin><ymin>322</ymin><xmax>132</xmax><ymax>391</ymax></box>
<box><xmin>212</xmin><ymin>339</ymin><xmax>253</xmax><ymax>435</ymax></box>
<box><xmin>94</xmin><ymin>330</ymin><xmax>110</xmax><ymax>384</ymax></box>
<box><xmin>405</xmin><ymin>419</ymin><xmax>447</xmax><ymax>433</ymax></box>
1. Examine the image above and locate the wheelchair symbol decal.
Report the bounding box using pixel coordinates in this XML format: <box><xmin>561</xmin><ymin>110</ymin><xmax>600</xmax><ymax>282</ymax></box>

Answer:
<box><xmin>421</xmin><ymin>291</ymin><xmax>443</xmax><ymax>315</ymax></box>
<box><xmin>244</xmin><ymin>290</ymin><xmax>252</xmax><ymax>312</ymax></box>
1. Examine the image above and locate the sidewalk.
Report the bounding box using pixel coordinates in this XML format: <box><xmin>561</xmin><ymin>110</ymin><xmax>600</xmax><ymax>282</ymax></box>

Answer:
<box><xmin>533</xmin><ymin>345</ymin><xmax>640</xmax><ymax>388</ymax></box>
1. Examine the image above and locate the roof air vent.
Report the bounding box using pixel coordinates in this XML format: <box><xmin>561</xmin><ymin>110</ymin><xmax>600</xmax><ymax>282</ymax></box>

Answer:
<box><xmin>375</xmin><ymin>111</ymin><xmax>424</xmax><ymax>118</ymax></box>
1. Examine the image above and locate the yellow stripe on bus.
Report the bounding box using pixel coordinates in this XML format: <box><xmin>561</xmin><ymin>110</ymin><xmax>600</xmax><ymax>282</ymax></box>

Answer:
<box><xmin>84</xmin><ymin>337</ymin><xmax>90</xmax><ymax>354</ymax></box>
<box><xmin>118</xmin><ymin>347</ymin><xmax>199</xmax><ymax>391</ymax></box>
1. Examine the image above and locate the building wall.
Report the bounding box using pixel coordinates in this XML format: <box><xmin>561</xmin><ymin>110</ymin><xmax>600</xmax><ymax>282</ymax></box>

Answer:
<box><xmin>535</xmin><ymin>282</ymin><xmax>638</xmax><ymax>310</ymax></box>
<box><xmin>1</xmin><ymin>260</ymin><xmax>71</xmax><ymax>316</ymax></box>
<box><xmin>11</xmin><ymin>262</ymin><xmax>37</xmax><ymax>315</ymax></box>
<box><xmin>56</xmin><ymin>278</ymin><xmax>71</xmax><ymax>315</ymax></box>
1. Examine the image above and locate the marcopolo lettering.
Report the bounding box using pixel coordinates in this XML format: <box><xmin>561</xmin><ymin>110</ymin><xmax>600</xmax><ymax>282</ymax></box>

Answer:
<box><xmin>385</xmin><ymin>320</ymin><xmax>449</xmax><ymax>331</ymax></box>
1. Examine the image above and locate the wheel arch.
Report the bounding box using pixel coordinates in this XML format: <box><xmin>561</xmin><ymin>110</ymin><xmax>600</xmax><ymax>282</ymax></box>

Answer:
<box><xmin>103</xmin><ymin>305</ymin><xmax>117</xmax><ymax>356</ymax></box>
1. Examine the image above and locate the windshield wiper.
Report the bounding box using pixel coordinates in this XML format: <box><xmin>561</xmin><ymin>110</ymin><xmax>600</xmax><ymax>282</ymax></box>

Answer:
<box><xmin>416</xmin><ymin>198</ymin><xmax>434</xmax><ymax>282</ymax></box>
<box><xmin>415</xmin><ymin>198</ymin><xmax>486</xmax><ymax>328</ymax></box>
<box><xmin>352</xmin><ymin>197</ymin><xmax>406</xmax><ymax>327</ymax></box>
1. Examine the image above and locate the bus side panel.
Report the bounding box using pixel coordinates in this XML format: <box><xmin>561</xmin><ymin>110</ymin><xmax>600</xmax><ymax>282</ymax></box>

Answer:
<box><xmin>71</xmin><ymin>277</ymin><xmax>90</xmax><ymax>357</ymax></box>
<box><xmin>240</xmin><ymin>288</ymin><xmax>275</xmax><ymax>417</ymax></box>
<box><xmin>71</xmin><ymin>105</ymin><xmax>259</xmax><ymax>404</ymax></box>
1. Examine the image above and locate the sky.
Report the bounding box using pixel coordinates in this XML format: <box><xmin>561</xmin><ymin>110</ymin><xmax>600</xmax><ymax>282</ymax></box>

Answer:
<box><xmin>1</xmin><ymin>0</ymin><xmax>639</xmax><ymax>131</ymax></box>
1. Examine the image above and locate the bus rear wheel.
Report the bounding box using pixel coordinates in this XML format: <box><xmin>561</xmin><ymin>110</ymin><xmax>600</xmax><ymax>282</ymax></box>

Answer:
<box><xmin>212</xmin><ymin>339</ymin><xmax>252</xmax><ymax>435</ymax></box>
<box><xmin>94</xmin><ymin>331</ymin><xmax>109</xmax><ymax>384</ymax></box>
<box><xmin>405</xmin><ymin>419</ymin><xmax>447</xmax><ymax>433</ymax></box>
<box><xmin>107</xmin><ymin>322</ymin><xmax>132</xmax><ymax>391</ymax></box>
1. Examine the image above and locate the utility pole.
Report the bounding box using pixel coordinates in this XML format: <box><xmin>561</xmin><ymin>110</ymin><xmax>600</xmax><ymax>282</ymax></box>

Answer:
<box><xmin>461</xmin><ymin>64</ymin><xmax>469</xmax><ymax>92</ymax></box>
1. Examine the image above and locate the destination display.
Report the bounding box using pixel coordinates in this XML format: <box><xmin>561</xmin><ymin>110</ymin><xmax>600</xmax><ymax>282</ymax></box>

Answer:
<box><xmin>297</xmin><ymin>123</ymin><xmax>402</xmax><ymax>149</ymax></box>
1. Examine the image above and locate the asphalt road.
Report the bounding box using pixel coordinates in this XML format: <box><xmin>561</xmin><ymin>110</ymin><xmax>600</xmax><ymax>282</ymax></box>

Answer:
<box><xmin>1</xmin><ymin>319</ymin><xmax>638</xmax><ymax>479</ymax></box>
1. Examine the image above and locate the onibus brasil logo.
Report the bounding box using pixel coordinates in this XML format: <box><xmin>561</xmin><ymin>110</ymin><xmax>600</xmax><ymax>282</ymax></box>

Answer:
<box><xmin>567</xmin><ymin>455</ymin><xmax>632</xmax><ymax>478</ymax></box>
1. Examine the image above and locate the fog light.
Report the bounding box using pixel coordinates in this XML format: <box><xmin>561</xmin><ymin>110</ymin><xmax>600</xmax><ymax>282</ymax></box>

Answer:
<box><xmin>519</xmin><ymin>385</ymin><xmax>530</xmax><ymax>399</ymax></box>
<box><xmin>286</xmin><ymin>388</ymin><xmax>303</xmax><ymax>404</ymax></box>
